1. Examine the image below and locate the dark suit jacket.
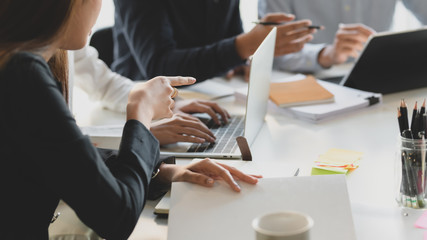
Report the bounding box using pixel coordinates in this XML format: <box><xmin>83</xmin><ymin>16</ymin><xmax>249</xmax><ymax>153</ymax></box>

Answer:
<box><xmin>0</xmin><ymin>52</ymin><xmax>161</xmax><ymax>239</ymax></box>
<box><xmin>112</xmin><ymin>0</ymin><xmax>246</xmax><ymax>81</ymax></box>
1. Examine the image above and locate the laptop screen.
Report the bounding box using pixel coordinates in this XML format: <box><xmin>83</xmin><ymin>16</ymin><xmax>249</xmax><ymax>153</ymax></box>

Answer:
<box><xmin>244</xmin><ymin>27</ymin><xmax>276</xmax><ymax>146</ymax></box>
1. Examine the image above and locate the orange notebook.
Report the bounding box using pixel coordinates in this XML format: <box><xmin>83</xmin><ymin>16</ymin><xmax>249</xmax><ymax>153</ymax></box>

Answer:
<box><xmin>269</xmin><ymin>75</ymin><xmax>334</xmax><ymax>107</ymax></box>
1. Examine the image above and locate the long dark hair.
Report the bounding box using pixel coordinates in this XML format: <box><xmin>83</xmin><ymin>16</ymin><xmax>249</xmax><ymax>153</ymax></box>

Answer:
<box><xmin>0</xmin><ymin>0</ymin><xmax>76</xmax><ymax>101</ymax></box>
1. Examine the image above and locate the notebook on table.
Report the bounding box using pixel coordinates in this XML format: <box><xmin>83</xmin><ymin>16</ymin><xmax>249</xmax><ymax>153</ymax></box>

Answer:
<box><xmin>160</xmin><ymin>27</ymin><xmax>277</xmax><ymax>159</ymax></box>
<box><xmin>269</xmin><ymin>75</ymin><xmax>334</xmax><ymax>107</ymax></box>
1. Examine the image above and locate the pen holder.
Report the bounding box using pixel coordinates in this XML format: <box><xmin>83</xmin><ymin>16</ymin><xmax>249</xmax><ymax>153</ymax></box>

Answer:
<box><xmin>395</xmin><ymin>136</ymin><xmax>427</xmax><ymax>209</ymax></box>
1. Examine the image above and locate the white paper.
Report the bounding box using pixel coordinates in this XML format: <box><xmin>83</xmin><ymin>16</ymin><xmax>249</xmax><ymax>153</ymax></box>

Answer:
<box><xmin>179</xmin><ymin>78</ymin><xmax>235</xmax><ymax>100</ymax></box>
<box><xmin>235</xmin><ymin>77</ymin><xmax>382</xmax><ymax>122</ymax></box>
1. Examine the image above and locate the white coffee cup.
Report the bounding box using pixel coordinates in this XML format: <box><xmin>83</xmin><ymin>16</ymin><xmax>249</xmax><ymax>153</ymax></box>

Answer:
<box><xmin>252</xmin><ymin>211</ymin><xmax>314</xmax><ymax>240</ymax></box>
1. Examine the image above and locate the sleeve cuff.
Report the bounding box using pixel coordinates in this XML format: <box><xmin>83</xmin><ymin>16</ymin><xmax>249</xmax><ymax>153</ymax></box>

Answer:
<box><xmin>273</xmin><ymin>43</ymin><xmax>327</xmax><ymax>73</ymax></box>
<box><xmin>147</xmin><ymin>155</ymin><xmax>176</xmax><ymax>200</ymax></box>
<box><xmin>218</xmin><ymin>37</ymin><xmax>246</xmax><ymax>69</ymax></box>
<box><xmin>120</xmin><ymin>119</ymin><xmax>161</xmax><ymax>184</ymax></box>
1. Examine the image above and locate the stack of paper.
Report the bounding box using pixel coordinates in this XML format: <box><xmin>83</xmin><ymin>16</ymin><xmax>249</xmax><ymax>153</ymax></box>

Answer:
<box><xmin>80</xmin><ymin>125</ymin><xmax>123</xmax><ymax>149</ymax></box>
<box><xmin>311</xmin><ymin>148</ymin><xmax>363</xmax><ymax>175</ymax></box>
<box><xmin>234</xmin><ymin>75</ymin><xmax>382</xmax><ymax>122</ymax></box>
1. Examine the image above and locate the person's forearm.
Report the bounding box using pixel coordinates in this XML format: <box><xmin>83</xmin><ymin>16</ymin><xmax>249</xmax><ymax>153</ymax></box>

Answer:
<box><xmin>126</xmin><ymin>101</ymin><xmax>153</xmax><ymax>129</ymax></box>
<box><xmin>273</xmin><ymin>43</ymin><xmax>328</xmax><ymax>73</ymax></box>
<box><xmin>235</xmin><ymin>32</ymin><xmax>259</xmax><ymax>60</ymax></box>
<box><xmin>317</xmin><ymin>45</ymin><xmax>334</xmax><ymax>68</ymax></box>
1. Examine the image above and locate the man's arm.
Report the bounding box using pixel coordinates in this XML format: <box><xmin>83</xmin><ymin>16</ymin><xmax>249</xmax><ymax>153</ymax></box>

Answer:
<box><xmin>112</xmin><ymin>0</ymin><xmax>245</xmax><ymax>82</ymax></box>
<box><xmin>258</xmin><ymin>0</ymin><xmax>326</xmax><ymax>73</ymax></box>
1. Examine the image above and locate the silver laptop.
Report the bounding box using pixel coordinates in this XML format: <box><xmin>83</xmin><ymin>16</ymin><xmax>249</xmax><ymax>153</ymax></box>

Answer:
<box><xmin>160</xmin><ymin>27</ymin><xmax>277</xmax><ymax>159</ymax></box>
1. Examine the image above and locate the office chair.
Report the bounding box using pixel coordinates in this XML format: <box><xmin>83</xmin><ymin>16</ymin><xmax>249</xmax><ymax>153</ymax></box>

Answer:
<box><xmin>89</xmin><ymin>27</ymin><xmax>114</xmax><ymax>68</ymax></box>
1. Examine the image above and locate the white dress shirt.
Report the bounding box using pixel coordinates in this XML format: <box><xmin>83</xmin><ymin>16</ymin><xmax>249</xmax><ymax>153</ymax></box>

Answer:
<box><xmin>71</xmin><ymin>45</ymin><xmax>135</xmax><ymax>113</ymax></box>
<box><xmin>259</xmin><ymin>0</ymin><xmax>427</xmax><ymax>73</ymax></box>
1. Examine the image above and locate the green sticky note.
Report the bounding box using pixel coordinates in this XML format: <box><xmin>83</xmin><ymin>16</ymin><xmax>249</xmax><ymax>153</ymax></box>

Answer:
<box><xmin>311</xmin><ymin>166</ymin><xmax>348</xmax><ymax>175</ymax></box>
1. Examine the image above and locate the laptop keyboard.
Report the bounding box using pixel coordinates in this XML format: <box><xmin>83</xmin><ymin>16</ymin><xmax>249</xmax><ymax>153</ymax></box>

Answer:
<box><xmin>187</xmin><ymin>115</ymin><xmax>244</xmax><ymax>153</ymax></box>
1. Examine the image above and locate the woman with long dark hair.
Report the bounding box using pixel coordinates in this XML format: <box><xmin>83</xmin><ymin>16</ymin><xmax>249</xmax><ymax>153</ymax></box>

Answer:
<box><xmin>0</xmin><ymin>1</ymin><xmax>259</xmax><ymax>239</ymax></box>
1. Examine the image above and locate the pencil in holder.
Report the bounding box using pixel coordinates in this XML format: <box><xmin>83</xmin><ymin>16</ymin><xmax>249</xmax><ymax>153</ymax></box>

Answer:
<box><xmin>395</xmin><ymin>136</ymin><xmax>427</xmax><ymax>209</ymax></box>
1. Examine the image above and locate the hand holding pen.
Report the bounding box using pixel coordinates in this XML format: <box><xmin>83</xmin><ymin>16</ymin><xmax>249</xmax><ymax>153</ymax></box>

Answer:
<box><xmin>253</xmin><ymin>21</ymin><xmax>323</xmax><ymax>30</ymax></box>
<box><xmin>247</xmin><ymin>13</ymin><xmax>319</xmax><ymax>56</ymax></box>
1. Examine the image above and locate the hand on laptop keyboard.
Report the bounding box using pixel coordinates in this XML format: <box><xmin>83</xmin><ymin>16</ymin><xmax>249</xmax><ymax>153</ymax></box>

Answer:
<box><xmin>173</xmin><ymin>99</ymin><xmax>231</xmax><ymax>125</ymax></box>
<box><xmin>151</xmin><ymin>113</ymin><xmax>216</xmax><ymax>145</ymax></box>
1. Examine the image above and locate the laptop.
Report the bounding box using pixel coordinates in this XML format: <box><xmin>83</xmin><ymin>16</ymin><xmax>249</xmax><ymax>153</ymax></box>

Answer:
<box><xmin>168</xmin><ymin>175</ymin><xmax>356</xmax><ymax>240</ymax></box>
<box><xmin>160</xmin><ymin>27</ymin><xmax>277</xmax><ymax>159</ymax></box>
<box><xmin>339</xmin><ymin>27</ymin><xmax>427</xmax><ymax>94</ymax></box>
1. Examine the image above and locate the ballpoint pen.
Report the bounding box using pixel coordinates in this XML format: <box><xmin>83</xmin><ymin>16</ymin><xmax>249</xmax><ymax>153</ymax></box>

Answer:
<box><xmin>294</xmin><ymin>168</ymin><xmax>300</xmax><ymax>177</ymax></box>
<box><xmin>252</xmin><ymin>21</ymin><xmax>323</xmax><ymax>30</ymax></box>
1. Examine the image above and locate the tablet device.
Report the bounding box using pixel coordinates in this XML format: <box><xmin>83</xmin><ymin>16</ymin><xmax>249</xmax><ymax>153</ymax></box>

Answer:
<box><xmin>340</xmin><ymin>28</ymin><xmax>427</xmax><ymax>94</ymax></box>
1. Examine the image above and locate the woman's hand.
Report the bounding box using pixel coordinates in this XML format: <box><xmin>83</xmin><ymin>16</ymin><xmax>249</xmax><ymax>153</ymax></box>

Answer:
<box><xmin>174</xmin><ymin>99</ymin><xmax>231</xmax><ymax>125</ymax></box>
<box><xmin>151</xmin><ymin>113</ymin><xmax>216</xmax><ymax>145</ymax></box>
<box><xmin>156</xmin><ymin>158</ymin><xmax>262</xmax><ymax>192</ymax></box>
<box><xmin>126</xmin><ymin>76</ymin><xmax>196</xmax><ymax>128</ymax></box>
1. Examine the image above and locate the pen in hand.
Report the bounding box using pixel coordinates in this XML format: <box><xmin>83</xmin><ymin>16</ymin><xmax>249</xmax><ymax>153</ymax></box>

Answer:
<box><xmin>252</xmin><ymin>21</ymin><xmax>324</xmax><ymax>30</ymax></box>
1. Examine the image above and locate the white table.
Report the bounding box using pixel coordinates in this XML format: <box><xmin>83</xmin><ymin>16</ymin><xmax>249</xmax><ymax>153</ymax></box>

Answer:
<box><xmin>73</xmin><ymin>73</ymin><xmax>427</xmax><ymax>240</ymax></box>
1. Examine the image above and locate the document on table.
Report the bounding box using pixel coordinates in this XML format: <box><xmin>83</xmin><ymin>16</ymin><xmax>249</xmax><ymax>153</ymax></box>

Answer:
<box><xmin>168</xmin><ymin>174</ymin><xmax>356</xmax><ymax>240</ymax></box>
<box><xmin>235</xmin><ymin>75</ymin><xmax>382</xmax><ymax>122</ymax></box>
<box><xmin>285</xmin><ymin>81</ymin><xmax>382</xmax><ymax>122</ymax></box>
<box><xmin>178</xmin><ymin>78</ymin><xmax>235</xmax><ymax>100</ymax></box>
<box><xmin>80</xmin><ymin>125</ymin><xmax>123</xmax><ymax>149</ymax></box>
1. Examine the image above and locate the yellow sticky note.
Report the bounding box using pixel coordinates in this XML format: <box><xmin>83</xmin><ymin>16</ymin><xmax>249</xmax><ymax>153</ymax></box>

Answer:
<box><xmin>317</xmin><ymin>148</ymin><xmax>363</xmax><ymax>165</ymax></box>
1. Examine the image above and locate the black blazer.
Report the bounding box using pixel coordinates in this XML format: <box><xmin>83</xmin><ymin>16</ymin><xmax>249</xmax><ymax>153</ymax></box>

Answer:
<box><xmin>112</xmin><ymin>0</ymin><xmax>245</xmax><ymax>81</ymax></box>
<box><xmin>0</xmin><ymin>52</ymin><xmax>161</xmax><ymax>239</ymax></box>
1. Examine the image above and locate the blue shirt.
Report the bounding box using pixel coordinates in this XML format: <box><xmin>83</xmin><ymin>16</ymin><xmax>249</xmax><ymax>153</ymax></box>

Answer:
<box><xmin>259</xmin><ymin>0</ymin><xmax>427</xmax><ymax>73</ymax></box>
<box><xmin>112</xmin><ymin>0</ymin><xmax>246</xmax><ymax>82</ymax></box>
